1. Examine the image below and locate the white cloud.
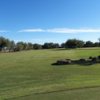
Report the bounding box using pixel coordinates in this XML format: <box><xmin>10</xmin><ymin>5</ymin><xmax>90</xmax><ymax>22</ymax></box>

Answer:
<box><xmin>19</xmin><ymin>28</ymin><xmax>45</xmax><ymax>32</ymax></box>
<box><xmin>47</xmin><ymin>28</ymin><xmax>100</xmax><ymax>33</ymax></box>
<box><xmin>18</xmin><ymin>28</ymin><xmax>100</xmax><ymax>33</ymax></box>
<box><xmin>0</xmin><ymin>30</ymin><xmax>8</xmax><ymax>33</ymax></box>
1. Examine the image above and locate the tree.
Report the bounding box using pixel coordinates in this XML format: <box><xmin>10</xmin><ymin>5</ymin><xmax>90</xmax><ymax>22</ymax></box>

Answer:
<box><xmin>42</xmin><ymin>43</ymin><xmax>53</xmax><ymax>49</ymax></box>
<box><xmin>42</xmin><ymin>43</ymin><xmax>59</xmax><ymax>49</ymax></box>
<box><xmin>94</xmin><ymin>42</ymin><xmax>99</xmax><ymax>47</ymax></box>
<box><xmin>61</xmin><ymin>43</ymin><xmax>65</xmax><ymax>48</ymax></box>
<box><xmin>0</xmin><ymin>37</ymin><xmax>7</xmax><ymax>50</ymax></box>
<box><xmin>26</xmin><ymin>42</ymin><xmax>33</xmax><ymax>50</ymax></box>
<box><xmin>52</xmin><ymin>43</ymin><xmax>59</xmax><ymax>48</ymax></box>
<box><xmin>65</xmin><ymin>39</ymin><xmax>84</xmax><ymax>48</ymax></box>
<box><xmin>16</xmin><ymin>42</ymin><xmax>25</xmax><ymax>51</ymax></box>
<box><xmin>84</xmin><ymin>41</ymin><xmax>94</xmax><ymax>47</ymax></box>
<box><xmin>98</xmin><ymin>38</ymin><xmax>100</xmax><ymax>47</ymax></box>
<box><xmin>33</xmin><ymin>44</ymin><xmax>42</xmax><ymax>49</ymax></box>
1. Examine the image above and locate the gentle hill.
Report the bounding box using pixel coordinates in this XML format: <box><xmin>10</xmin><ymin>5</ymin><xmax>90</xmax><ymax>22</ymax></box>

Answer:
<box><xmin>0</xmin><ymin>48</ymin><xmax>100</xmax><ymax>100</ymax></box>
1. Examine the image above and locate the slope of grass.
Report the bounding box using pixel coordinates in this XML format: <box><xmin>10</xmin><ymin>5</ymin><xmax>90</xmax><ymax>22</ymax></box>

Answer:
<box><xmin>0</xmin><ymin>48</ymin><xmax>100</xmax><ymax>100</ymax></box>
<box><xmin>12</xmin><ymin>86</ymin><xmax>100</xmax><ymax>100</ymax></box>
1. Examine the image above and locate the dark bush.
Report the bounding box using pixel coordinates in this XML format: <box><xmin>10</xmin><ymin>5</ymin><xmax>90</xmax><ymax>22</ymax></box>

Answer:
<box><xmin>91</xmin><ymin>57</ymin><xmax>97</xmax><ymax>63</ymax></box>
<box><xmin>89</xmin><ymin>56</ymin><xmax>93</xmax><ymax>59</ymax></box>
<box><xmin>66</xmin><ymin>59</ymin><xmax>72</xmax><ymax>64</ymax></box>
<box><xmin>79</xmin><ymin>59</ymin><xmax>86</xmax><ymax>62</ymax></box>
<box><xmin>56</xmin><ymin>59</ymin><xmax>72</xmax><ymax>65</ymax></box>
<box><xmin>97</xmin><ymin>56</ymin><xmax>100</xmax><ymax>60</ymax></box>
<box><xmin>56</xmin><ymin>60</ymin><xmax>66</xmax><ymax>65</ymax></box>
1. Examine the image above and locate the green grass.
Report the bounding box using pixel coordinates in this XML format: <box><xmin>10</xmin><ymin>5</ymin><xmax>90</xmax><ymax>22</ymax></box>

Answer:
<box><xmin>0</xmin><ymin>48</ymin><xmax>100</xmax><ymax>100</ymax></box>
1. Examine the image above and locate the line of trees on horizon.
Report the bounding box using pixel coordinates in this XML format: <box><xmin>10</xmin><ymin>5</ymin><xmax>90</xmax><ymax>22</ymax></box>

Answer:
<box><xmin>0</xmin><ymin>36</ymin><xmax>100</xmax><ymax>52</ymax></box>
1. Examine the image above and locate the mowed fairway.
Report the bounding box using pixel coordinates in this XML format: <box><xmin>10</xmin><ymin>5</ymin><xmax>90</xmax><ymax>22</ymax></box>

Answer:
<box><xmin>0</xmin><ymin>48</ymin><xmax>100</xmax><ymax>100</ymax></box>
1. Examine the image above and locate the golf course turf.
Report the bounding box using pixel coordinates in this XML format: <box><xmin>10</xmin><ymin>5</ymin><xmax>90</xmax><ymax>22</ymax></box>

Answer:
<box><xmin>0</xmin><ymin>48</ymin><xmax>100</xmax><ymax>100</ymax></box>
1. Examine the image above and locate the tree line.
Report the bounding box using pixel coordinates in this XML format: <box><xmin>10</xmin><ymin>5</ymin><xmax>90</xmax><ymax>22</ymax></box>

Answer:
<box><xmin>0</xmin><ymin>37</ymin><xmax>100</xmax><ymax>52</ymax></box>
<box><xmin>61</xmin><ymin>39</ymin><xmax>100</xmax><ymax>48</ymax></box>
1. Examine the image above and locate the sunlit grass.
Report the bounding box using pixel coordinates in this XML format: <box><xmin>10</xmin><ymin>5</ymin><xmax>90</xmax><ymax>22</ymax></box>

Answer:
<box><xmin>0</xmin><ymin>48</ymin><xmax>100</xmax><ymax>100</ymax></box>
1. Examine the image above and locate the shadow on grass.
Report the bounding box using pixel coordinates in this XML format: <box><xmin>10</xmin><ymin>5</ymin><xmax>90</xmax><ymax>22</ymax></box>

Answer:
<box><xmin>51</xmin><ymin>47</ymin><xmax>100</xmax><ymax>51</ymax></box>
<box><xmin>51</xmin><ymin>48</ymin><xmax>75</xmax><ymax>51</ymax></box>
<box><xmin>52</xmin><ymin>60</ymin><xmax>100</xmax><ymax>66</ymax></box>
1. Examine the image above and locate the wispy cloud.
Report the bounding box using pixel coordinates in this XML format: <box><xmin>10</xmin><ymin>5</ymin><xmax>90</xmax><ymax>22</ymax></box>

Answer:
<box><xmin>0</xmin><ymin>30</ymin><xmax>8</xmax><ymax>33</ymax></box>
<box><xmin>19</xmin><ymin>28</ymin><xmax>45</xmax><ymax>32</ymax></box>
<box><xmin>18</xmin><ymin>28</ymin><xmax>100</xmax><ymax>33</ymax></box>
<box><xmin>47</xmin><ymin>28</ymin><xmax>100</xmax><ymax>33</ymax></box>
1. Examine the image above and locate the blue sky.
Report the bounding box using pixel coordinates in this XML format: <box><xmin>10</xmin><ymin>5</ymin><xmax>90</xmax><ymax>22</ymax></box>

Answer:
<box><xmin>0</xmin><ymin>0</ymin><xmax>100</xmax><ymax>44</ymax></box>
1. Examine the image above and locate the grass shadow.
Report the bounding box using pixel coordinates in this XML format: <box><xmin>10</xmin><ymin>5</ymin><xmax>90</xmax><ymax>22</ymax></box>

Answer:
<box><xmin>51</xmin><ymin>48</ymin><xmax>75</xmax><ymax>51</ymax></box>
<box><xmin>52</xmin><ymin>60</ymin><xmax>100</xmax><ymax>66</ymax></box>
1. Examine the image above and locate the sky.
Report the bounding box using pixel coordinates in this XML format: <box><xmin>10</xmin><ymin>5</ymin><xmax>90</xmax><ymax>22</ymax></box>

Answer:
<box><xmin>0</xmin><ymin>0</ymin><xmax>100</xmax><ymax>44</ymax></box>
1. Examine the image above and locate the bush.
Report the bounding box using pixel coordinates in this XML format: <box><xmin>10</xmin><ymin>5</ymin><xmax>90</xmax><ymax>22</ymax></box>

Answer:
<box><xmin>79</xmin><ymin>59</ymin><xmax>86</xmax><ymax>62</ymax></box>
<box><xmin>97</xmin><ymin>56</ymin><xmax>100</xmax><ymax>60</ymax></box>
<box><xmin>91</xmin><ymin>57</ymin><xmax>97</xmax><ymax>63</ymax></box>
<box><xmin>56</xmin><ymin>59</ymin><xmax>72</xmax><ymax>65</ymax></box>
<box><xmin>89</xmin><ymin>56</ymin><xmax>93</xmax><ymax>59</ymax></box>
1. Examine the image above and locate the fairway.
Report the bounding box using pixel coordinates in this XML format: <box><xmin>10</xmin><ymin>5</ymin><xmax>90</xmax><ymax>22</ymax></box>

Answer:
<box><xmin>0</xmin><ymin>48</ymin><xmax>100</xmax><ymax>100</ymax></box>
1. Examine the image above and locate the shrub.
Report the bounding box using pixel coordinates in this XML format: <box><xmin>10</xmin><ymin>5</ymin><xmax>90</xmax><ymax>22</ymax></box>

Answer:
<box><xmin>89</xmin><ymin>56</ymin><xmax>93</xmax><ymax>59</ymax></box>
<box><xmin>97</xmin><ymin>56</ymin><xmax>100</xmax><ymax>60</ymax></box>
<box><xmin>91</xmin><ymin>57</ymin><xmax>97</xmax><ymax>63</ymax></box>
<box><xmin>56</xmin><ymin>59</ymin><xmax>72</xmax><ymax>65</ymax></box>
<box><xmin>79</xmin><ymin>59</ymin><xmax>86</xmax><ymax>62</ymax></box>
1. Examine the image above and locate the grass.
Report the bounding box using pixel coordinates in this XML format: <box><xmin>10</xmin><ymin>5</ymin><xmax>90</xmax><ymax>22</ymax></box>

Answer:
<box><xmin>0</xmin><ymin>48</ymin><xmax>100</xmax><ymax>100</ymax></box>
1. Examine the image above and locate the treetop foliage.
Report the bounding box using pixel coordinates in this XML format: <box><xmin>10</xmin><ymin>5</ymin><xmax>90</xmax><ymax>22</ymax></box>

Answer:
<box><xmin>0</xmin><ymin>37</ymin><xmax>99</xmax><ymax>52</ymax></box>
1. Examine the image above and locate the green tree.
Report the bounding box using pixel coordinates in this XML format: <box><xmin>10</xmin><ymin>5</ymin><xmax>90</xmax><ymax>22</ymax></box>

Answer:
<box><xmin>65</xmin><ymin>39</ymin><xmax>84</xmax><ymax>48</ymax></box>
<box><xmin>33</xmin><ymin>44</ymin><xmax>42</xmax><ymax>49</ymax></box>
<box><xmin>84</xmin><ymin>41</ymin><xmax>94</xmax><ymax>47</ymax></box>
